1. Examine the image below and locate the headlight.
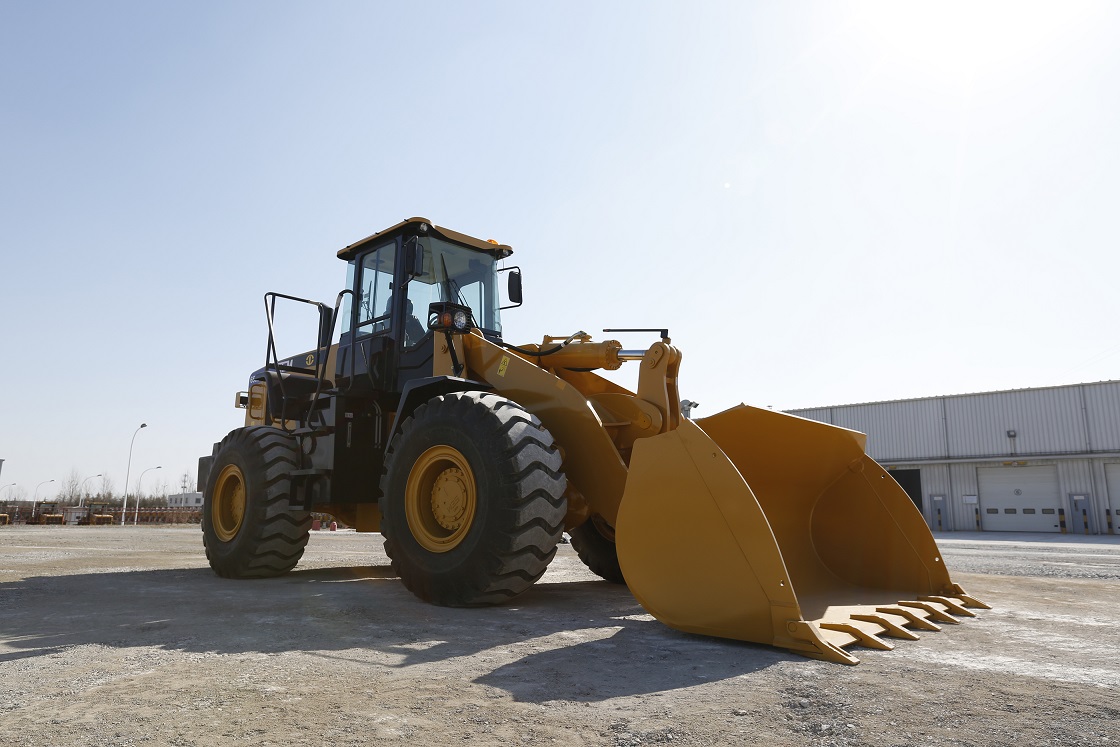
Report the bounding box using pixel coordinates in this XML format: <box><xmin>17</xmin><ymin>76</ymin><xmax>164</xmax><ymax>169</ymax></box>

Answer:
<box><xmin>428</xmin><ymin>302</ymin><xmax>474</xmax><ymax>334</ymax></box>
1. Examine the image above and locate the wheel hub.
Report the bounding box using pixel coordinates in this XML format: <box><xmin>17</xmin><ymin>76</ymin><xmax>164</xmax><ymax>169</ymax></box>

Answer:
<box><xmin>405</xmin><ymin>445</ymin><xmax>477</xmax><ymax>552</ymax></box>
<box><xmin>212</xmin><ymin>464</ymin><xmax>247</xmax><ymax>542</ymax></box>
<box><xmin>431</xmin><ymin>468</ymin><xmax>469</xmax><ymax>530</ymax></box>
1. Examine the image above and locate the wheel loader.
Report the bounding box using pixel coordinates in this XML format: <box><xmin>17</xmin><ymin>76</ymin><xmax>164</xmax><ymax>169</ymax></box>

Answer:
<box><xmin>198</xmin><ymin>217</ymin><xmax>987</xmax><ymax>664</ymax></box>
<box><xmin>29</xmin><ymin>502</ymin><xmax>64</xmax><ymax>525</ymax></box>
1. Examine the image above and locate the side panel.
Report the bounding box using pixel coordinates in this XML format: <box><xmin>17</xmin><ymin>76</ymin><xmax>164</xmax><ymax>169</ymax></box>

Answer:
<box><xmin>327</xmin><ymin>394</ymin><xmax>386</xmax><ymax>506</ymax></box>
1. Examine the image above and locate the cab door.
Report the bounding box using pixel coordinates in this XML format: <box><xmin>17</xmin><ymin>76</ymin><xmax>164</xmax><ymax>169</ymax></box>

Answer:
<box><xmin>341</xmin><ymin>238</ymin><xmax>403</xmax><ymax>393</ymax></box>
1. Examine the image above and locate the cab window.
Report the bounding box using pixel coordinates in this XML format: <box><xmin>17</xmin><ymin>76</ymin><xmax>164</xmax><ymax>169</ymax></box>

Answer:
<box><xmin>356</xmin><ymin>242</ymin><xmax>395</xmax><ymax>335</ymax></box>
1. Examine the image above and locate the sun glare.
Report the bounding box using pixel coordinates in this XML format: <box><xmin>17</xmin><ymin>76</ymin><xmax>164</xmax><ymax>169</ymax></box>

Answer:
<box><xmin>851</xmin><ymin>0</ymin><xmax>1095</xmax><ymax>88</ymax></box>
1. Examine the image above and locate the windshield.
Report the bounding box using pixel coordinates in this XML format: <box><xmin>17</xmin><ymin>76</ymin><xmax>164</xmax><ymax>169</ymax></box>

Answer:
<box><xmin>406</xmin><ymin>237</ymin><xmax>502</xmax><ymax>336</ymax></box>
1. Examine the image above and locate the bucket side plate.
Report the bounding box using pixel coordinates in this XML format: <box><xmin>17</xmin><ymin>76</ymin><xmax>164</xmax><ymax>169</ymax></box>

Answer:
<box><xmin>615</xmin><ymin>419</ymin><xmax>861</xmax><ymax>663</ymax></box>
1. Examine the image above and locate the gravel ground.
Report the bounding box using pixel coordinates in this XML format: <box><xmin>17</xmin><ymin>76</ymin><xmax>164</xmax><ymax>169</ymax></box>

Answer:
<box><xmin>935</xmin><ymin>532</ymin><xmax>1120</xmax><ymax>580</ymax></box>
<box><xmin>1</xmin><ymin>526</ymin><xmax>1118</xmax><ymax>746</ymax></box>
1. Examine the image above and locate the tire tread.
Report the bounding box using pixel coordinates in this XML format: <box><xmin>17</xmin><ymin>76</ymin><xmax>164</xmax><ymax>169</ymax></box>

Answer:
<box><xmin>380</xmin><ymin>391</ymin><xmax>567</xmax><ymax>606</ymax></box>
<box><xmin>202</xmin><ymin>426</ymin><xmax>311</xmax><ymax>579</ymax></box>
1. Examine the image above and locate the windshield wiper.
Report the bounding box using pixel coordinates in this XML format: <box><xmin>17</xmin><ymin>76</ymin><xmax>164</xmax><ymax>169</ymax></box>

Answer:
<box><xmin>439</xmin><ymin>253</ymin><xmax>468</xmax><ymax>308</ymax></box>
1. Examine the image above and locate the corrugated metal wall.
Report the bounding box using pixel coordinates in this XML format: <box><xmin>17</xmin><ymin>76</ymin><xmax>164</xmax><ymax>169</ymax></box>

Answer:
<box><xmin>837</xmin><ymin>400</ymin><xmax>946</xmax><ymax>461</ymax></box>
<box><xmin>945</xmin><ymin>388</ymin><xmax>1086</xmax><ymax>458</ymax></box>
<box><xmin>786</xmin><ymin>381</ymin><xmax>1120</xmax><ymax>533</ymax></box>
<box><xmin>1085</xmin><ymin>382</ymin><xmax>1120</xmax><ymax>451</ymax></box>
<box><xmin>788</xmin><ymin>381</ymin><xmax>1120</xmax><ymax>462</ymax></box>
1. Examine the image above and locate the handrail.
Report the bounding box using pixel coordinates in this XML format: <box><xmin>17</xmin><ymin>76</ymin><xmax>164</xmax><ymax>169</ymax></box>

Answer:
<box><xmin>263</xmin><ymin>292</ymin><xmax>334</xmax><ymax>430</ymax></box>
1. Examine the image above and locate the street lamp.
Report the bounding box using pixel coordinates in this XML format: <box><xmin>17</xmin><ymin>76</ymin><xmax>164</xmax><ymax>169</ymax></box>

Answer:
<box><xmin>0</xmin><ymin>483</ymin><xmax>15</xmax><ymax>500</ymax></box>
<box><xmin>133</xmin><ymin>466</ymin><xmax>162</xmax><ymax>525</ymax></box>
<box><xmin>78</xmin><ymin>474</ymin><xmax>103</xmax><ymax>508</ymax></box>
<box><xmin>121</xmin><ymin>423</ymin><xmax>147</xmax><ymax>526</ymax></box>
<box><xmin>33</xmin><ymin>479</ymin><xmax>55</xmax><ymax>513</ymax></box>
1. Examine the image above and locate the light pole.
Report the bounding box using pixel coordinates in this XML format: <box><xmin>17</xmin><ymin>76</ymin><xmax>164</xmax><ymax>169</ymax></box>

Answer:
<box><xmin>0</xmin><ymin>483</ymin><xmax>15</xmax><ymax>500</ymax></box>
<box><xmin>78</xmin><ymin>474</ymin><xmax>103</xmax><ymax>508</ymax></box>
<box><xmin>133</xmin><ymin>466</ymin><xmax>162</xmax><ymax>525</ymax></box>
<box><xmin>121</xmin><ymin>423</ymin><xmax>147</xmax><ymax>526</ymax></box>
<box><xmin>33</xmin><ymin>479</ymin><xmax>55</xmax><ymax>514</ymax></box>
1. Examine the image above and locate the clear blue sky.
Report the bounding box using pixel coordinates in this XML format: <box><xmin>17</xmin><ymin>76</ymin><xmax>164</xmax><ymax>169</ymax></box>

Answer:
<box><xmin>2</xmin><ymin>1</ymin><xmax>1118</xmax><ymax>501</ymax></box>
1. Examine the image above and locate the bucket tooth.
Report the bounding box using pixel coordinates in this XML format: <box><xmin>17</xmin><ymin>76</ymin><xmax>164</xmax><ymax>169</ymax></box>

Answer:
<box><xmin>820</xmin><ymin>621</ymin><xmax>894</xmax><ymax>651</ymax></box>
<box><xmin>899</xmin><ymin>600</ymin><xmax>960</xmax><ymax>624</ymax></box>
<box><xmin>783</xmin><ymin>621</ymin><xmax>862</xmax><ymax>665</ymax></box>
<box><xmin>919</xmin><ymin>595</ymin><xmax>977</xmax><ymax>617</ymax></box>
<box><xmin>816</xmin><ymin>626</ymin><xmax>861</xmax><ymax>650</ymax></box>
<box><xmin>851</xmin><ymin>613</ymin><xmax>921</xmax><ymax>641</ymax></box>
<box><xmin>877</xmin><ymin>605</ymin><xmax>941</xmax><ymax>631</ymax></box>
<box><xmin>947</xmin><ymin>584</ymin><xmax>992</xmax><ymax>610</ymax></box>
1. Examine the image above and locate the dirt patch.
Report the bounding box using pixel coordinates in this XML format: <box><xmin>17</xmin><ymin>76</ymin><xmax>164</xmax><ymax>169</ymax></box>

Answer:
<box><xmin>1</xmin><ymin>527</ymin><xmax>1117</xmax><ymax>746</ymax></box>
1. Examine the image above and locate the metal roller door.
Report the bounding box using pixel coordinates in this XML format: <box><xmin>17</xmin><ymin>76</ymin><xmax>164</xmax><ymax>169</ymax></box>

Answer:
<box><xmin>978</xmin><ymin>466</ymin><xmax>1061</xmax><ymax>532</ymax></box>
<box><xmin>1107</xmin><ymin>464</ymin><xmax>1120</xmax><ymax>530</ymax></box>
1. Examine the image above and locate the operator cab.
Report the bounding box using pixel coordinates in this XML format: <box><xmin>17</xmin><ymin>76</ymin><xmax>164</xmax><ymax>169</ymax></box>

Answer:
<box><xmin>340</xmin><ymin>220</ymin><xmax>513</xmax><ymax>346</ymax></box>
<box><xmin>335</xmin><ymin>218</ymin><xmax>521</xmax><ymax>393</ymax></box>
<box><xmin>243</xmin><ymin>218</ymin><xmax>522</xmax><ymax>432</ymax></box>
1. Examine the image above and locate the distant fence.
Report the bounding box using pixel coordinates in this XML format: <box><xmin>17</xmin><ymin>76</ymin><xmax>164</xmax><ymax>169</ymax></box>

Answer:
<box><xmin>109</xmin><ymin>508</ymin><xmax>204</xmax><ymax>525</ymax></box>
<box><xmin>1</xmin><ymin>507</ymin><xmax>203</xmax><ymax>526</ymax></box>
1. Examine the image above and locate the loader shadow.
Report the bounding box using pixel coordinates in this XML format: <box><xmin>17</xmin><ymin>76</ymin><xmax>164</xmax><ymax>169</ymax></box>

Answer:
<box><xmin>0</xmin><ymin>564</ymin><xmax>792</xmax><ymax>699</ymax></box>
<box><xmin>473</xmin><ymin>623</ymin><xmax>790</xmax><ymax>702</ymax></box>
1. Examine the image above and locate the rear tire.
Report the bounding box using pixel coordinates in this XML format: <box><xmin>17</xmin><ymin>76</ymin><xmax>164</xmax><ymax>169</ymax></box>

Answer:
<box><xmin>202</xmin><ymin>427</ymin><xmax>311</xmax><ymax>578</ymax></box>
<box><xmin>570</xmin><ymin>516</ymin><xmax>626</xmax><ymax>584</ymax></box>
<box><xmin>380</xmin><ymin>391</ymin><xmax>567</xmax><ymax>606</ymax></box>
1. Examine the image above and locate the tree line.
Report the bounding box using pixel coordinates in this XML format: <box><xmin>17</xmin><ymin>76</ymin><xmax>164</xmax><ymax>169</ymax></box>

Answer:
<box><xmin>2</xmin><ymin>468</ymin><xmax>197</xmax><ymax>508</ymax></box>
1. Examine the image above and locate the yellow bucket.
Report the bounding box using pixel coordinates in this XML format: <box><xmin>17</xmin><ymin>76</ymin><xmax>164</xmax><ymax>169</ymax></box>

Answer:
<box><xmin>615</xmin><ymin>404</ymin><xmax>987</xmax><ymax>664</ymax></box>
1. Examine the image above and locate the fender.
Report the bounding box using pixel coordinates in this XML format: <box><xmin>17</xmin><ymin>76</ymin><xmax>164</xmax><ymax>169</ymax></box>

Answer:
<box><xmin>388</xmin><ymin>376</ymin><xmax>493</xmax><ymax>439</ymax></box>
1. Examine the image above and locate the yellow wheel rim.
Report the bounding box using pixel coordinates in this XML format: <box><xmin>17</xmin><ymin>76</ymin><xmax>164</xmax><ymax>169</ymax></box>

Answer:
<box><xmin>405</xmin><ymin>445</ymin><xmax>477</xmax><ymax>553</ymax></box>
<box><xmin>591</xmin><ymin>514</ymin><xmax>616</xmax><ymax>542</ymax></box>
<box><xmin>212</xmin><ymin>464</ymin><xmax>247</xmax><ymax>542</ymax></box>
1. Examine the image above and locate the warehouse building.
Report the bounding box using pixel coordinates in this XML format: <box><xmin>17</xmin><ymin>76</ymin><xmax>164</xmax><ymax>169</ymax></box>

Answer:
<box><xmin>786</xmin><ymin>380</ymin><xmax>1120</xmax><ymax>534</ymax></box>
<box><xmin>167</xmin><ymin>492</ymin><xmax>203</xmax><ymax>507</ymax></box>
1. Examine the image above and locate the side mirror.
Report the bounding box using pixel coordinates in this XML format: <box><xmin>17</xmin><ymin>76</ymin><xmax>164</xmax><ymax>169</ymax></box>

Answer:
<box><xmin>500</xmin><ymin>266</ymin><xmax>523</xmax><ymax>309</ymax></box>
<box><xmin>404</xmin><ymin>237</ymin><xmax>425</xmax><ymax>277</ymax></box>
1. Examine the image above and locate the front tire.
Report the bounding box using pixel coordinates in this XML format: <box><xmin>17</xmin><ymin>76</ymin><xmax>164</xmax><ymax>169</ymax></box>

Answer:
<box><xmin>570</xmin><ymin>515</ymin><xmax>626</xmax><ymax>584</ymax></box>
<box><xmin>202</xmin><ymin>427</ymin><xmax>311</xmax><ymax>578</ymax></box>
<box><xmin>380</xmin><ymin>392</ymin><xmax>567</xmax><ymax>606</ymax></box>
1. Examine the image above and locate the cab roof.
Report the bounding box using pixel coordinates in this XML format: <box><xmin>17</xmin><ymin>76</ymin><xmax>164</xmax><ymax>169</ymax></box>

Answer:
<box><xmin>337</xmin><ymin>217</ymin><xmax>514</xmax><ymax>260</ymax></box>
